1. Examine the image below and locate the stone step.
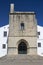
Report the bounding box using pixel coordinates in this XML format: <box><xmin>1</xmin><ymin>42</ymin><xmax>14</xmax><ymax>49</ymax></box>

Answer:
<box><xmin>1</xmin><ymin>55</ymin><xmax>43</xmax><ymax>60</ymax></box>
<box><xmin>0</xmin><ymin>55</ymin><xmax>43</xmax><ymax>65</ymax></box>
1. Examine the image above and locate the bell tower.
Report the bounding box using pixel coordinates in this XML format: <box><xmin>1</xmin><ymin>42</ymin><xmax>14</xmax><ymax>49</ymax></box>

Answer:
<box><xmin>8</xmin><ymin>4</ymin><xmax>37</xmax><ymax>55</ymax></box>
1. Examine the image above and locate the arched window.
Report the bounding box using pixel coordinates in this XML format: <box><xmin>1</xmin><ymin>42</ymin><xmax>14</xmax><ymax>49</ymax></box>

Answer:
<box><xmin>21</xmin><ymin>22</ymin><xmax>24</xmax><ymax>30</ymax></box>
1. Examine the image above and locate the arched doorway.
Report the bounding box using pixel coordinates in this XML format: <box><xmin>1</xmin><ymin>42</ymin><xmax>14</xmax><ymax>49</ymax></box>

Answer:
<box><xmin>18</xmin><ymin>41</ymin><xmax>27</xmax><ymax>54</ymax></box>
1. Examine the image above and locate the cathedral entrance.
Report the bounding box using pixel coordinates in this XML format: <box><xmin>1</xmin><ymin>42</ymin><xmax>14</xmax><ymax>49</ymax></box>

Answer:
<box><xmin>18</xmin><ymin>41</ymin><xmax>27</xmax><ymax>54</ymax></box>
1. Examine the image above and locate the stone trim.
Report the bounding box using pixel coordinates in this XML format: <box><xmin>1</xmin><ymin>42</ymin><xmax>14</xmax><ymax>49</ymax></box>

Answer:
<box><xmin>8</xmin><ymin>35</ymin><xmax>37</xmax><ymax>37</ymax></box>
<box><xmin>9</xmin><ymin>13</ymin><xmax>36</xmax><ymax>15</ymax></box>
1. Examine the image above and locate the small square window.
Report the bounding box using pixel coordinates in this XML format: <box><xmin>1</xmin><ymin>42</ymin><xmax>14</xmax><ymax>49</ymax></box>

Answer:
<box><xmin>4</xmin><ymin>31</ymin><xmax>7</xmax><ymax>37</ymax></box>
<box><xmin>38</xmin><ymin>32</ymin><xmax>40</xmax><ymax>35</ymax></box>
<box><xmin>2</xmin><ymin>44</ymin><xmax>6</xmax><ymax>49</ymax></box>
<box><xmin>38</xmin><ymin>43</ymin><xmax>41</xmax><ymax>47</ymax></box>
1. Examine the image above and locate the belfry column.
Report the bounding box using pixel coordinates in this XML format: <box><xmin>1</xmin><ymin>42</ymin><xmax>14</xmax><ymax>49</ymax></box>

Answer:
<box><xmin>10</xmin><ymin>4</ymin><xmax>14</xmax><ymax>13</ymax></box>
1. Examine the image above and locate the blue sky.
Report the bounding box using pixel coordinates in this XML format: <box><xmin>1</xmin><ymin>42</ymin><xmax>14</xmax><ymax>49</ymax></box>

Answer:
<box><xmin>0</xmin><ymin>0</ymin><xmax>43</xmax><ymax>27</ymax></box>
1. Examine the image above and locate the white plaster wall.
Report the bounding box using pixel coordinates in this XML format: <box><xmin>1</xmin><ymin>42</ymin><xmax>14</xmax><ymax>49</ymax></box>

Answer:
<box><xmin>37</xmin><ymin>25</ymin><xmax>43</xmax><ymax>39</ymax></box>
<box><xmin>37</xmin><ymin>40</ymin><xmax>43</xmax><ymax>56</ymax></box>
<box><xmin>37</xmin><ymin>25</ymin><xmax>43</xmax><ymax>56</ymax></box>
<box><xmin>0</xmin><ymin>25</ymin><xmax>9</xmax><ymax>57</ymax></box>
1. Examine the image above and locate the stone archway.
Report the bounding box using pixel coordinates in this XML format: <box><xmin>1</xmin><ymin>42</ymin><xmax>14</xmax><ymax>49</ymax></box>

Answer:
<box><xmin>18</xmin><ymin>40</ymin><xmax>27</xmax><ymax>54</ymax></box>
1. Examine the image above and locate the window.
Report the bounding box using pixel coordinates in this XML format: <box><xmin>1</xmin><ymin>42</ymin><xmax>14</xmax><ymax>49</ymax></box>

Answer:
<box><xmin>21</xmin><ymin>22</ymin><xmax>24</xmax><ymax>30</ymax></box>
<box><xmin>2</xmin><ymin>44</ymin><xmax>6</xmax><ymax>49</ymax></box>
<box><xmin>38</xmin><ymin>43</ymin><xmax>41</xmax><ymax>47</ymax></box>
<box><xmin>38</xmin><ymin>32</ymin><xmax>40</xmax><ymax>35</ymax></box>
<box><xmin>4</xmin><ymin>31</ymin><xmax>7</xmax><ymax>37</ymax></box>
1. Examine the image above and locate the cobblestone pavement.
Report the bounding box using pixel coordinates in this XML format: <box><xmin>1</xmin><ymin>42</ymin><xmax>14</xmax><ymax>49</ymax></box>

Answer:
<box><xmin>0</xmin><ymin>55</ymin><xmax>43</xmax><ymax>65</ymax></box>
